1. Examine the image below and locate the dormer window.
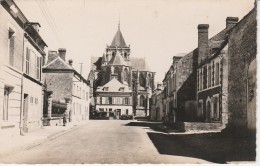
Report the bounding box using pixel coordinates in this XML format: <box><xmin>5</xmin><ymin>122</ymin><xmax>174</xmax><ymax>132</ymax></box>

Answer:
<box><xmin>103</xmin><ymin>87</ymin><xmax>109</xmax><ymax>91</ymax></box>
<box><xmin>119</xmin><ymin>87</ymin><xmax>124</xmax><ymax>92</ymax></box>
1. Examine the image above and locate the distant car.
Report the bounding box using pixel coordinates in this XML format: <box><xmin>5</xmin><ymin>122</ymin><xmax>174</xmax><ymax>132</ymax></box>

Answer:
<box><xmin>120</xmin><ymin>114</ymin><xmax>131</xmax><ymax>120</ymax></box>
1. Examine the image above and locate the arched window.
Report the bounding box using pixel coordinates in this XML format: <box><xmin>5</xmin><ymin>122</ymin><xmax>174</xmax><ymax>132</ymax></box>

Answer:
<box><xmin>140</xmin><ymin>95</ymin><xmax>145</xmax><ymax>107</ymax></box>
<box><xmin>114</xmin><ymin>67</ymin><xmax>121</xmax><ymax>82</ymax></box>
<box><xmin>123</xmin><ymin>68</ymin><xmax>128</xmax><ymax>83</ymax></box>
<box><xmin>124</xmin><ymin>52</ymin><xmax>127</xmax><ymax>59</ymax></box>
<box><xmin>112</xmin><ymin>52</ymin><xmax>115</xmax><ymax>57</ymax></box>
<box><xmin>147</xmin><ymin>73</ymin><xmax>151</xmax><ymax>87</ymax></box>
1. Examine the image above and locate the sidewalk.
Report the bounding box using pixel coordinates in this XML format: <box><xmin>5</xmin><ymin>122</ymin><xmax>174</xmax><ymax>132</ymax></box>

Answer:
<box><xmin>0</xmin><ymin>121</ymin><xmax>88</xmax><ymax>158</ymax></box>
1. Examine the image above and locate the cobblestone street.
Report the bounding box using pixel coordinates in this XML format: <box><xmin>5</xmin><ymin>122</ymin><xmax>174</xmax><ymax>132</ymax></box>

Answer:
<box><xmin>0</xmin><ymin>120</ymin><xmax>211</xmax><ymax>164</ymax></box>
<box><xmin>0</xmin><ymin>120</ymin><xmax>256</xmax><ymax>164</ymax></box>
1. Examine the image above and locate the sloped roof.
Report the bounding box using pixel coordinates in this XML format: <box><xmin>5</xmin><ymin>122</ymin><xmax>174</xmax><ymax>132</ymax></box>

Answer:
<box><xmin>108</xmin><ymin>51</ymin><xmax>126</xmax><ymax>66</ymax></box>
<box><xmin>43</xmin><ymin>56</ymin><xmax>73</xmax><ymax>70</ymax></box>
<box><xmin>96</xmin><ymin>77</ymin><xmax>131</xmax><ymax>92</ymax></box>
<box><xmin>130</xmin><ymin>57</ymin><xmax>151</xmax><ymax>71</ymax></box>
<box><xmin>91</xmin><ymin>56</ymin><xmax>102</xmax><ymax>70</ymax></box>
<box><xmin>110</xmin><ymin>28</ymin><xmax>127</xmax><ymax>47</ymax></box>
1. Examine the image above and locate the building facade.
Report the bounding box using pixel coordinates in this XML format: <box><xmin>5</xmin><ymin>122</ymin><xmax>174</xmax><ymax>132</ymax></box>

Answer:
<box><xmin>150</xmin><ymin>83</ymin><xmax>164</xmax><ymax>121</ymax></box>
<box><xmin>88</xmin><ymin>25</ymin><xmax>155</xmax><ymax>118</ymax></box>
<box><xmin>0</xmin><ymin>0</ymin><xmax>47</xmax><ymax>132</ymax></box>
<box><xmin>151</xmin><ymin>5</ymin><xmax>256</xmax><ymax>134</ymax></box>
<box><xmin>42</xmin><ymin>49</ymin><xmax>90</xmax><ymax>123</ymax></box>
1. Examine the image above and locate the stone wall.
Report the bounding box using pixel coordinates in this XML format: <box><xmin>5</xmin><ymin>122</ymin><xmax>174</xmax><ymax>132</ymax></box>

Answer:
<box><xmin>176</xmin><ymin>50</ymin><xmax>198</xmax><ymax>121</ymax></box>
<box><xmin>43</xmin><ymin>72</ymin><xmax>73</xmax><ymax>102</ymax></box>
<box><xmin>227</xmin><ymin>7</ymin><xmax>256</xmax><ymax>131</ymax></box>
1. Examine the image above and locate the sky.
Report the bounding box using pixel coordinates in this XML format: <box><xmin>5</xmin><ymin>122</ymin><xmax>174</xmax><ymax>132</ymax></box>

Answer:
<box><xmin>14</xmin><ymin>0</ymin><xmax>255</xmax><ymax>82</ymax></box>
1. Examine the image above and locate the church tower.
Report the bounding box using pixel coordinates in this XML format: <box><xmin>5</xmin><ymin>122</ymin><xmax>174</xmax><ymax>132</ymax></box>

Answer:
<box><xmin>101</xmin><ymin>23</ymin><xmax>132</xmax><ymax>87</ymax></box>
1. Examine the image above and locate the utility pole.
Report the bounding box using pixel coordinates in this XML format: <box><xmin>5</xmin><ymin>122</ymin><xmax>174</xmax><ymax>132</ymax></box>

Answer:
<box><xmin>79</xmin><ymin>63</ymin><xmax>83</xmax><ymax>75</ymax></box>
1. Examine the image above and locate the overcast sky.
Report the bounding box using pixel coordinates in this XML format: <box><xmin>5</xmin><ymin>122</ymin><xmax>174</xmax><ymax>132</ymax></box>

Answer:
<box><xmin>15</xmin><ymin>0</ymin><xmax>255</xmax><ymax>82</ymax></box>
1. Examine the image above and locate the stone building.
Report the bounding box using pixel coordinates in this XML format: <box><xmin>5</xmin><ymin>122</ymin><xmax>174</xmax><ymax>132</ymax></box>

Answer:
<box><xmin>154</xmin><ymin>5</ymin><xmax>256</xmax><ymax>133</ymax></box>
<box><xmin>42</xmin><ymin>49</ymin><xmax>90</xmax><ymax>123</ymax></box>
<box><xmin>150</xmin><ymin>83</ymin><xmax>164</xmax><ymax>121</ymax></box>
<box><xmin>225</xmin><ymin>6</ymin><xmax>256</xmax><ymax>134</ymax></box>
<box><xmin>0</xmin><ymin>0</ymin><xmax>47</xmax><ymax>133</ymax></box>
<box><xmin>88</xmin><ymin>25</ymin><xmax>155</xmax><ymax>118</ymax></box>
<box><xmin>162</xmin><ymin>56</ymin><xmax>182</xmax><ymax>124</ymax></box>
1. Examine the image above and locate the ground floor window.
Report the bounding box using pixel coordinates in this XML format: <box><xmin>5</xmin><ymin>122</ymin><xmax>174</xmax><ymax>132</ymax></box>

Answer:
<box><xmin>211</xmin><ymin>94</ymin><xmax>220</xmax><ymax>121</ymax></box>
<box><xmin>197</xmin><ymin>100</ymin><xmax>203</xmax><ymax>120</ymax></box>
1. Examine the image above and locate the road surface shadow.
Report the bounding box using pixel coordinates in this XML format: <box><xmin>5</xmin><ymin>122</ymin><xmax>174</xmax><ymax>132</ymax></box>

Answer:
<box><xmin>125</xmin><ymin>121</ymin><xmax>165</xmax><ymax>132</ymax></box>
<box><xmin>147</xmin><ymin>132</ymin><xmax>256</xmax><ymax>163</ymax></box>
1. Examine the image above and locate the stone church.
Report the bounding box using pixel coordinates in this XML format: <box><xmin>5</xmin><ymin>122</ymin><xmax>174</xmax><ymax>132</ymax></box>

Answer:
<box><xmin>88</xmin><ymin>24</ymin><xmax>155</xmax><ymax>118</ymax></box>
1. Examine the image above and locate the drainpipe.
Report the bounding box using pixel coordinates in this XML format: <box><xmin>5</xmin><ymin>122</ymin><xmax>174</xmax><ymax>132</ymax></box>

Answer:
<box><xmin>19</xmin><ymin>22</ymin><xmax>28</xmax><ymax>136</ymax></box>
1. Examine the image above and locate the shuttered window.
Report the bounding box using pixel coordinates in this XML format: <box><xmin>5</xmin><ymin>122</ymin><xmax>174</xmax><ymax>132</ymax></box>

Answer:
<box><xmin>26</xmin><ymin>48</ymin><xmax>30</xmax><ymax>75</ymax></box>
<box><xmin>8</xmin><ymin>31</ymin><xmax>15</xmax><ymax>66</ymax></box>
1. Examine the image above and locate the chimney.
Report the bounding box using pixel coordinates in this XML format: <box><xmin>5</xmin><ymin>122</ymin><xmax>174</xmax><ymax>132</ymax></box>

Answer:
<box><xmin>68</xmin><ymin>59</ymin><xmax>73</xmax><ymax>66</ymax></box>
<box><xmin>47</xmin><ymin>50</ymin><xmax>58</xmax><ymax>63</ymax></box>
<box><xmin>157</xmin><ymin>83</ymin><xmax>162</xmax><ymax>90</ymax></box>
<box><xmin>198</xmin><ymin>24</ymin><xmax>209</xmax><ymax>65</ymax></box>
<box><xmin>30</xmin><ymin>22</ymin><xmax>41</xmax><ymax>32</ymax></box>
<box><xmin>226</xmin><ymin>17</ymin><xmax>239</xmax><ymax>30</ymax></box>
<box><xmin>58</xmin><ymin>48</ymin><xmax>66</xmax><ymax>61</ymax></box>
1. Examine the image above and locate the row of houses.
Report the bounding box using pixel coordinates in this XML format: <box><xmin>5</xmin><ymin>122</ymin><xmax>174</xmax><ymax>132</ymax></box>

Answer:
<box><xmin>0</xmin><ymin>0</ymin><xmax>90</xmax><ymax>134</ymax></box>
<box><xmin>150</xmin><ymin>5</ymin><xmax>256</xmax><ymax>134</ymax></box>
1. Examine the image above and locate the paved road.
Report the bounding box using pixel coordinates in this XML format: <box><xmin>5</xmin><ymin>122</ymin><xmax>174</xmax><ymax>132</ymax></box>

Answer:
<box><xmin>1</xmin><ymin>120</ymin><xmax>210</xmax><ymax>164</ymax></box>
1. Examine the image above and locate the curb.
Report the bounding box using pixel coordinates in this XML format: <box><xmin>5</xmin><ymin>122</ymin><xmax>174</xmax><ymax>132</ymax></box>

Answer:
<box><xmin>0</xmin><ymin>123</ymin><xmax>85</xmax><ymax>159</ymax></box>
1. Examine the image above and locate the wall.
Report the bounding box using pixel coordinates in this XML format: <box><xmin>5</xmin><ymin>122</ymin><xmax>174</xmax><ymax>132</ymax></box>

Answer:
<box><xmin>23</xmin><ymin>78</ymin><xmax>42</xmax><ymax>131</ymax></box>
<box><xmin>0</xmin><ymin>4</ymin><xmax>23</xmax><ymax>129</ymax></box>
<box><xmin>71</xmin><ymin>75</ymin><xmax>89</xmax><ymax>122</ymax></box>
<box><xmin>176</xmin><ymin>50</ymin><xmax>198</xmax><ymax>121</ymax></box>
<box><xmin>227</xmin><ymin>7</ymin><xmax>256</xmax><ymax>132</ymax></box>
<box><xmin>43</xmin><ymin>72</ymin><xmax>73</xmax><ymax>102</ymax></box>
<box><xmin>22</xmin><ymin>37</ymin><xmax>44</xmax><ymax>131</ymax></box>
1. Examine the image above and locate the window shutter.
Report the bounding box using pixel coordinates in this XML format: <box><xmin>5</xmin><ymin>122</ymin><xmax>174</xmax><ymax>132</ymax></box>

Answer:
<box><xmin>9</xmin><ymin>35</ymin><xmax>15</xmax><ymax>66</ymax></box>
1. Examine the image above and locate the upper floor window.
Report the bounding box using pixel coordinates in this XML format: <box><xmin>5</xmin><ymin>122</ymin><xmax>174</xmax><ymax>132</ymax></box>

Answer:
<box><xmin>36</xmin><ymin>56</ymin><xmax>41</xmax><ymax>80</ymax></box>
<box><xmin>109</xmin><ymin>97</ymin><xmax>112</xmax><ymax>104</ymax></box>
<box><xmin>199</xmin><ymin>70</ymin><xmax>203</xmax><ymax>90</ymax></box>
<box><xmin>215</xmin><ymin>63</ymin><xmax>220</xmax><ymax>85</ymax></box>
<box><xmin>125</xmin><ymin>97</ymin><xmax>129</xmax><ymax>105</ymax></box>
<box><xmin>8</xmin><ymin>29</ymin><xmax>15</xmax><ymax>66</ymax></box>
<box><xmin>203</xmin><ymin>66</ymin><xmax>207</xmax><ymax>89</ymax></box>
<box><xmin>25</xmin><ymin>48</ymin><xmax>30</xmax><ymax>75</ymax></box>
<box><xmin>82</xmin><ymin>90</ymin><xmax>85</xmax><ymax>99</ymax></box>
<box><xmin>208</xmin><ymin>66</ymin><xmax>211</xmax><ymax>88</ymax></box>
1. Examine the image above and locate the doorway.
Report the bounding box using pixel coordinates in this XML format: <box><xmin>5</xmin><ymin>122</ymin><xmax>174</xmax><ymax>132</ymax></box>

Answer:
<box><xmin>206</xmin><ymin>101</ymin><xmax>211</xmax><ymax>122</ymax></box>
<box><xmin>3</xmin><ymin>88</ymin><xmax>9</xmax><ymax>121</ymax></box>
<box><xmin>23</xmin><ymin>94</ymin><xmax>29</xmax><ymax>132</ymax></box>
<box><xmin>117</xmin><ymin>109</ymin><xmax>121</xmax><ymax>118</ymax></box>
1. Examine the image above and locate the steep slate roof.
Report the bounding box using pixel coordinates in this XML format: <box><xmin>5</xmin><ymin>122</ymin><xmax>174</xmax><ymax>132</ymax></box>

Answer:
<box><xmin>96</xmin><ymin>77</ymin><xmax>131</xmax><ymax>92</ymax></box>
<box><xmin>130</xmin><ymin>57</ymin><xmax>151</xmax><ymax>71</ymax></box>
<box><xmin>110</xmin><ymin>27</ymin><xmax>127</xmax><ymax>47</ymax></box>
<box><xmin>108</xmin><ymin>51</ymin><xmax>127</xmax><ymax>66</ymax></box>
<box><xmin>91</xmin><ymin>56</ymin><xmax>102</xmax><ymax>70</ymax></box>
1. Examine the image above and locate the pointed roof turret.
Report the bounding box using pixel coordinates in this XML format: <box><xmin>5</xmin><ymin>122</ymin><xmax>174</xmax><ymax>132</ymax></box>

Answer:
<box><xmin>110</xmin><ymin>22</ymin><xmax>127</xmax><ymax>47</ymax></box>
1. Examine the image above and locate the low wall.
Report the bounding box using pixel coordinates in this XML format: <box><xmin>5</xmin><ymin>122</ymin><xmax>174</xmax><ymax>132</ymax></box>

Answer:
<box><xmin>177</xmin><ymin>122</ymin><xmax>224</xmax><ymax>132</ymax></box>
